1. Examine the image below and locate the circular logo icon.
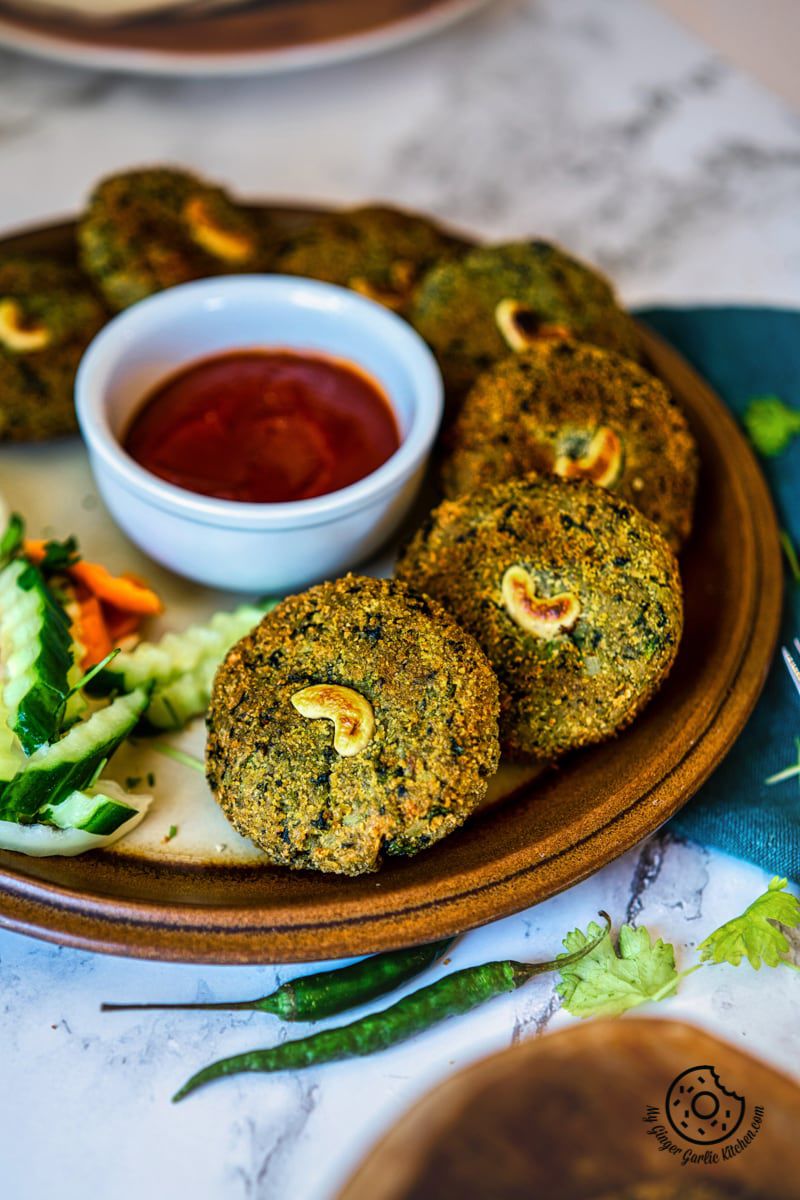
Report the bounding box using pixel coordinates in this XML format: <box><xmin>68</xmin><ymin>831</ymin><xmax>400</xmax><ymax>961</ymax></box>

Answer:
<box><xmin>665</xmin><ymin>1065</ymin><xmax>745</xmax><ymax>1145</ymax></box>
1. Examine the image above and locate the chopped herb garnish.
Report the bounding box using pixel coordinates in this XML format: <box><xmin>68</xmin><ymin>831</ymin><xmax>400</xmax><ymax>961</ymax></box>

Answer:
<box><xmin>698</xmin><ymin>877</ymin><xmax>800</xmax><ymax>969</ymax></box>
<box><xmin>64</xmin><ymin>647</ymin><xmax>120</xmax><ymax>700</ymax></box>
<box><xmin>163</xmin><ymin>825</ymin><xmax>178</xmax><ymax>843</ymax></box>
<box><xmin>146</xmin><ymin>772</ymin><xmax>156</xmax><ymax>787</ymax></box>
<box><xmin>36</xmin><ymin>535</ymin><xmax>81</xmax><ymax>574</ymax></box>
<box><xmin>557</xmin><ymin>877</ymin><xmax>800</xmax><ymax>1019</ymax></box>
<box><xmin>151</xmin><ymin>742</ymin><xmax>205</xmax><ymax>773</ymax></box>
<box><xmin>780</xmin><ymin>530</ymin><xmax>800</xmax><ymax>584</ymax></box>
<box><xmin>743</xmin><ymin>395</ymin><xmax>800</xmax><ymax>457</ymax></box>
<box><xmin>766</xmin><ymin>738</ymin><xmax>800</xmax><ymax>788</ymax></box>
<box><xmin>125</xmin><ymin>776</ymin><xmax>142</xmax><ymax>790</ymax></box>
<box><xmin>557</xmin><ymin>921</ymin><xmax>680</xmax><ymax>1017</ymax></box>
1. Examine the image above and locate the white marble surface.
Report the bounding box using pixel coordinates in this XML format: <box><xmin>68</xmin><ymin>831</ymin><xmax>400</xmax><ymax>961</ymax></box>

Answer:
<box><xmin>0</xmin><ymin>2</ymin><xmax>799</xmax><ymax>1198</ymax></box>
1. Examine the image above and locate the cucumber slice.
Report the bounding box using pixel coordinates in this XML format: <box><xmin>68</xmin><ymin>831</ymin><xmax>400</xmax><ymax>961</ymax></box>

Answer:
<box><xmin>0</xmin><ymin>513</ymin><xmax>23</xmax><ymax>567</ymax></box>
<box><xmin>0</xmin><ymin>663</ymin><xmax>25</xmax><ymax>783</ymax></box>
<box><xmin>88</xmin><ymin>603</ymin><xmax>271</xmax><ymax>697</ymax></box>
<box><xmin>0</xmin><ymin>557</ymin><xmax>74</xmax><ymax>754</ymax></box>
<box><xmin>144</xmin><ymin>652</ymin><xmax>225</xmax><ymax>731</ymax></box>
<box><xmin>0</xmin><ymin>781</ymin><xmax>151</xmax><ymax>857</ymax></box>
<box><xmin>0</xmin><ymin>686</ymin><xmax>150</xmax><ymax>822</ymax></box>
<box><xmin>46</xmin><ymin>786</ymin><xmax>137</xmax><ymax>837</ymax></box>
<box><xmin>0</xmin><ymin>719</ymin><xmax>25</xmax><ymax>782</ymax></box>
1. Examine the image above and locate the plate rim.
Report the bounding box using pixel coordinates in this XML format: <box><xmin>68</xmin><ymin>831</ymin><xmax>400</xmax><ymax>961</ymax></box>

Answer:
<box><xmin>0</xmin><ymin>0</ymin><xmax>489</xmax><ymax>77</ymax></box>
<box><xmin>0</xmin><ymin>215</ymin><xmax>783</xmax><ymax>963</ymax></box>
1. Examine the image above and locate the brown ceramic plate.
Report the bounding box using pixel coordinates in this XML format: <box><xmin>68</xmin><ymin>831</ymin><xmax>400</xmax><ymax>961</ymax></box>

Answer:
<box><xmin>0</xmin><ymin>207</ymin><xmax>782</xmax><ymax>964</ymax></box>
<box><xmin>0</xmin><ymin>0</ymin><xmax>489</xmax><ymax>76</ymax></box>
<box><xmin>338</xmin><ymin>1019</ymin><xmax>800</xmax><ymax>1199</ymax></box>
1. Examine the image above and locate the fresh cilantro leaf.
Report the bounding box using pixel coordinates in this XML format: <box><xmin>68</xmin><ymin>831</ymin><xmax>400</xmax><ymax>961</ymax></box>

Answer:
<box><xmin>556</xmin><ymin>921</ymin><xmax>678</xmax><ymax>1018</ymax></box>
<box><xmin>697</xmin><ymin>877</ymin><xmax>800</xmax><ymax>970</ymax></box>
<box><xmin>743</xmin><ymin>395</ymin><xmax>800</xmax><ymax>457</ymax></box>
<box><xmin>38</xmin><ymin>535</ymin><xmax>80</xmax><ymax>574</ymax></box>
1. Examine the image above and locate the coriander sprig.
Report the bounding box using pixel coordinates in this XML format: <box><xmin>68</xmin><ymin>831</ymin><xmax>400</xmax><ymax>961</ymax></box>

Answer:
<box><xmin>697</xmin><ymin>876</ymin><xmax>800</xmax><ymax>969</ymax></box>
<box><xmin>557</xmin><ymin>876</ymin><xmax>800</xmax><ymax>1019</ymax></box>
<box><xmin>743</xmin><ymin>395</ymin><xmax>800</xmax><ymax>457</ymax></box>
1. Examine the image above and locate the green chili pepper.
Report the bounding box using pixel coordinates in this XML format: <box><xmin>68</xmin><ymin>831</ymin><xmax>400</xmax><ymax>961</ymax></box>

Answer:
<box><xmin>172</xmin><ymin>914</ymin><xmax>610</xmax><ymax>1103</ymax></box>
<box><xmin>102</xmin><ymin>938</ymin><xmax>455</xmax><ymax>1022</ymax></box>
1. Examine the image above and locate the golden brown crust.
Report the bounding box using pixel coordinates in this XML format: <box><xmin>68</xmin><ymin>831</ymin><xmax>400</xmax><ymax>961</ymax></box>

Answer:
<box><xmin>78</xmin><ymin>167</ymin><xmax>264</xmax><ymax>311</ymax></box>
<box><xmin>206</xmin><ymin>575</ymin><xmax>500</xmax><ymax>875</ymax></box>
<box><xmin>396</xmin><ymin>474</ymin><xmax>683</xmax><ymax>760</ymax></box>
<box><xmin>0</xmin><ymin>257</ymin><xmax>107</xmax><ymax>442</ymax></box>
<box><xmin>441</xmin><ymin>341</ymin><xmax>698</xmax><ymax>550</ymax></box>
<box><xmin>409</xmin><ymin>240</ymin><xmax>642</xmax><ymax>398</ymax></box>
<box><xmin>274</xmin><ymin>205</ymin><xmax>456</xmax><ymax>314</ymax></box>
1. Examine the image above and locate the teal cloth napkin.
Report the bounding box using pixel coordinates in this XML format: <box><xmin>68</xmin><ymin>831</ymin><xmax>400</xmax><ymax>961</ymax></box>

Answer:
<box><xmin>635</xmin><ymin>306</ymin><xmax>800</xmax><ymax>879</ymax></box>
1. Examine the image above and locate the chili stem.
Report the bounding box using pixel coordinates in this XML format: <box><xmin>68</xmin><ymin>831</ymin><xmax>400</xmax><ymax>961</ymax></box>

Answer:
<box><xmin>103</xmin><ymin>938</ymin><xmax>456</xmax><ymax>1022</ymax></box>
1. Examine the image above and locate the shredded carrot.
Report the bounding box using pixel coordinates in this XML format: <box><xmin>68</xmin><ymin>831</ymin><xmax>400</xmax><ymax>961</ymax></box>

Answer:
<box><xmin>24</xmin><ymin>539</ymin><xmax>163</xmax><ymax>616</ymax></box>
<box><xmin>68</xmin><ymin>561</ymin><xmax>163</xmax><ymax>615</ymax></box>
<box><xmin>22</xmin><ymin>539</ymin><xmax>48</xmax><ymax>563</ymax></box>
<box><xmin>74</xmin><ymin>593</ymin><xmax>113</xmax><ymax>669</ymax></box>
<box><xmin>102</xmin><ymin>604</ymin><xmax>143</xmax><ymax>643</ymax></box>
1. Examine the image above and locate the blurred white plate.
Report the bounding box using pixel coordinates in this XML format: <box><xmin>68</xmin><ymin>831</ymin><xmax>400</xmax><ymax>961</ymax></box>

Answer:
<box><xmin>1</xmin><ymin>0</ymin><xmax>243</xmax><ymax>22</ymax></box>
<box><xmin>0</xmin><ymin>0</ymin><xmax>489</xmax><ymax>77</ymax></box>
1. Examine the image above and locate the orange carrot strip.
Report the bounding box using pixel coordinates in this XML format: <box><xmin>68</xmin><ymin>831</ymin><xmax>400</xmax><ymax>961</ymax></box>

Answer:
<box><xmin>75</xmin><ymin>594</ymin><xmax>114</xmax><ymax>670</ymax></box>
<box><xmin>22</xmin><ymin>538</ymin><xmax>47</xmax><ymax>563</ymax></box>
<box><xmin>23</xmin><ymin>539</ymin><xmax>163</xmax><ymax>616</ymax></box>
<box><xmin>68</xmin><ymin>562</ymin><xmax>163</xmax><ymax>615</ymax></box>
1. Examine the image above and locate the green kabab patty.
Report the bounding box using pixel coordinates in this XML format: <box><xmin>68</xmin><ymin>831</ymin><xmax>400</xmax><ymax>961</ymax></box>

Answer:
<box><xmin>274</xmin><ymin>205</ymin><xmax>457</xmax><ymax>313</ymax></box>
<box><xmin>441</xmin><ymin>340</ymin><xmax>699</xmax><ymax>550</ymax></box>
<box><xmin>409</xmin><ymin>240</ymin><xmax>642</xmax><ymax>397</ymax></box>
<box><xmin>396</xmin><ymin>474</ymin><xmax>683</xmax><ymax>760</ymax></box>
<box><xmin>206</xmin><ymin>575</ymin><xmax>500</xmax><ymax>875</ymax></box>
<box><xmin>78</xmin><ymin>167</ymin><xmax>263</xmax><ymax>310</ymax></box>
<box><xmin>0</xmin><ymin>256</ymin><xmax>107</xmax><ymax>442</ymax></box>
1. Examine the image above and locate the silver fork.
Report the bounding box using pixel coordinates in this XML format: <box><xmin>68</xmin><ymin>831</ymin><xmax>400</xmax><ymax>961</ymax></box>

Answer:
<box><xmin>765</xmin><ymin>641</ymin><xmax>800</xmax><ymax>785</ymax></box>
<box><xmin>783</xmin><ymin>638</ymin><xmax>800</xmax><ymax>699</ymax></box>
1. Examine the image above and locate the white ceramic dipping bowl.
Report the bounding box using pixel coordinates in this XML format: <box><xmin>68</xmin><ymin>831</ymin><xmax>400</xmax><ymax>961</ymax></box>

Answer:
<box><xmin>75</xmin><ymin>275</ymin><xmax>444</xmax><ymax>593</ymax></box>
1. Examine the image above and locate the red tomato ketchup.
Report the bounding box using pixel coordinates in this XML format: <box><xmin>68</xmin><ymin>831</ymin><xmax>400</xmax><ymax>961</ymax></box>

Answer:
<box><xmin>123</xmin><ymin>350</ymin><xmax>401</xmax><ymax>504</ymax></box>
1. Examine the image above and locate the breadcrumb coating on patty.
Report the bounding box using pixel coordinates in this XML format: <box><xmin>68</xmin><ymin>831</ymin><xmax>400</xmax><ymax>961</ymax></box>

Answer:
<box><xmin>409</xmin><ymin>239</ymin><xmax>642</xmax><ymax>398</ymax></box>
<box><xmin>396</xmin><ymin>474</ymin><xmax>683</xmax><ymax>760</ymax></box>
<box><xmin>206</xmin><ymin>575</ymin><xmax>500</xmax><ymax>875</ymax></box>
<box><xmin>441</xmin><ymin>340</ymin><xmax>698</xmax><ymax>550</ymax></box>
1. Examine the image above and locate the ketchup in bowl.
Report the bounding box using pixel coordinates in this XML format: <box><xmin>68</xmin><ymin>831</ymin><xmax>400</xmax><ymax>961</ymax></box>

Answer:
<box><xmin>124</xmin><ymin>349</ymin><xmax>401</xmax><ymax>504</ymax></box>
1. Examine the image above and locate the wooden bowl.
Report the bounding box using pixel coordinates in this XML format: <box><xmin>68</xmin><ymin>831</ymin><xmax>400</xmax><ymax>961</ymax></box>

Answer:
<box><xmin>0</xmin><ymin>208</ymin><xmax>782</xmax><ymax>962</ymax></box>
<box><xmin>339</xmin><ymin>1019</ymin><xmax>800</xmax><ymax>1199</ymax></box>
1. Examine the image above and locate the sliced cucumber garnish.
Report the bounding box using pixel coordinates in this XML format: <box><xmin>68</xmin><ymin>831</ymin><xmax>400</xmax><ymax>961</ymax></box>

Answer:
<box><xmin>0</xmin><ymin>686</ymin><xmax>150</xmax><ymax>822</ymax></box>
<box><xmin>0</xmin><ymin>719</ymin><xmax>25</xmax><ymax>783</ymax></box>
<box><xmin>0</xmin><ymin>781</ymin><xmax>151</xmax><ymax>857</ymax></box>
<box><xmin>0</xmin><ymin>557</ymin><xmax>73</xmax><ymax>754</ymax></box>
<box><xmin>46</xmin><ymin>785</ymin><xmax>138</xmax><ymax>837</ymax></box>
<box><xmin>88</xmin><ymin>602</ymin><xmax>271</xmax><ymax>730</ymax></box>
<box><xmin>89</xmin><ymin>603</ymin><xmax>270</xmax><ymax>696</ymax></box>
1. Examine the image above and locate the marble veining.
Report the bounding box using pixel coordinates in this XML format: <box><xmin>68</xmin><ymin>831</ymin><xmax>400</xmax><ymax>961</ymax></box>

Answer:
<box><xmin>1</xmin><ymin>840</ymin><xmax>799</xmax><ymax>1200</ymax></box>
<box><xmin>0</xmin><ymin>1</ymin><xmax>800</xmax><ymax>1197</ymax></box>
